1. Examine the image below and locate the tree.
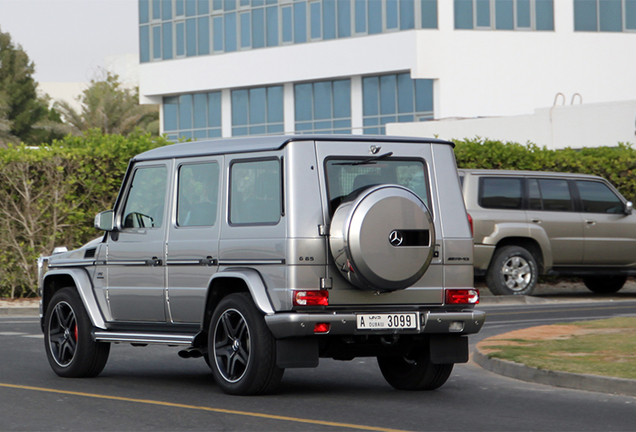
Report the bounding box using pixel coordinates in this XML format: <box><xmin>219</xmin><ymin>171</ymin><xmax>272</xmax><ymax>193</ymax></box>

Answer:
<box><xmin>0</xmin><ymin>27</ymin><xmax>62</xmax><ymax>145</ymax></box>
<box><xmin>55</xmin><ymin>71</ymin><xmax>159</xmax><ymax>136</ymax></box>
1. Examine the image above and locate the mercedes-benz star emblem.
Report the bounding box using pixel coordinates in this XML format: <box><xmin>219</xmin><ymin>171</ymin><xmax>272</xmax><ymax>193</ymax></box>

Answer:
<box><xmin>389</xmin><ymin>230</ymin><xmax>403</xmax><ymax>246</ymax></box>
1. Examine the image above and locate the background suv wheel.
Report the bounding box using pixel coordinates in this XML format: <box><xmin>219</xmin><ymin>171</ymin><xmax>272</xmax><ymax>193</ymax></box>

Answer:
<box><xmin>487</xmin><ymin>246</ymin><xmax>538</xmax><ymax>296</ymax></box>
<box><xmin>583</xmin><ymin>275</ymin><xmax>627</xmax><ymax>294</ymax></box>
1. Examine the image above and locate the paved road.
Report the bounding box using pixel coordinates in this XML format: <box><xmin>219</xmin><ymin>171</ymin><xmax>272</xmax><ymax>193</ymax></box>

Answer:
<box><xmin>1</xmin><ymin>300</ymin><xmax>635</xmax><ymax>431</ymax></box>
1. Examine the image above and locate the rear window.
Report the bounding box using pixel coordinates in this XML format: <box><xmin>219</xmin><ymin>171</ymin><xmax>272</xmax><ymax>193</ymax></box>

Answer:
<box><xmin>478</xmin><ymin>177</ymin><xmax>523</xmax><ymax>209</ymax></box>
<box><xmin>325</xmin><ymin>158</ymin><xmax>429</xmax><ymax>215</ymax></box>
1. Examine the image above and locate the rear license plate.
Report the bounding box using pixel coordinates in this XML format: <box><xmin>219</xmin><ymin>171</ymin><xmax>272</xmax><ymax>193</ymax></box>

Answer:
<box><xmin>356</xmin><ymin>313</ymin><xmax>419</xmax><ymax>330</ymax></box>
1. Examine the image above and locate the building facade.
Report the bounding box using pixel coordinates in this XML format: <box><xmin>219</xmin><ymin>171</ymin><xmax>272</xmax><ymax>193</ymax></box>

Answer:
<box><xmin>138</xmin><ymin>0</ymin><xmax>636</xmax><ymax>142</ymax></box>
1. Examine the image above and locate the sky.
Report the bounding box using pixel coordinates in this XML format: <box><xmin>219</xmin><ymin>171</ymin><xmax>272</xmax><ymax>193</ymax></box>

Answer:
<box><xmin>0</xmin><ymin>0</ymin><xmax>138</xmax><ymax>83</ymax></box>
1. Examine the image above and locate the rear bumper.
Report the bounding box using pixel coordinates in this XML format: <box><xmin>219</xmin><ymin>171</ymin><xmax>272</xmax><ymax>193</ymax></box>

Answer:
<box><xmin>265</xmin><ymin>309</ymin><xmax>486</xmax><ymax>339</ymax></box>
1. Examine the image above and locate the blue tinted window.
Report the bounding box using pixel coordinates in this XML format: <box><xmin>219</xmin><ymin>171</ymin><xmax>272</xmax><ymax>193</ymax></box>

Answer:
<box><xmin>176</xmin><ymin>0</ymin><xmax>184</xmax><ymax>16</ymax></box>
<box><xmin>140</xmin><ymin>26</ymin><xmax>150</xmax><ymax>62</ymax></box>
<box><xmin>240</xmin><ymin>12</ymin><xmax>251</xmax><ymax>48</ymax></box>
<box><xmin>249</xmin><ymin>87</ymin><xmax>266</xmax><ymax>125</ymax></box>
<box><xmin>295</xmin><ymin>83</ymin><xmax>313</xmax><ymax>121</ymax></box>
<box><xmin>363</xmin><ymin>74</ymin><xmax>433</xmax><ymax>134</ymax></box>
<box><xmin>140</xmin><ymin>0</ymin><xmax>150</xmax><ymax>24</ymax></box>
<box><xmin>225</xmin><ymin>0</ymin><xmax>236</xmax><ymax>10</ymax></box>
<box><xmin>574</xmin><ymin>0</ymin><xmax>598</xmax><ymax>31</ymax></box>
<box><xmin>386</xmin><ymin>0</ymin><xmax>399</xmax><ymax>29</ymax></box>
<box><xmin>267</xmin><ymin>6</ymin><xmax>279</xmax><ymax>46</ymax></box>
<box><xmin>362</xmin><ymin>76</ymin><xmax>379</xmax><ymax>116</ymax></box>
<box><xmin>198</xmin><ymin>0</ymin><xmax>209</xmax><ymax>14</ymax></box>
<box><xmin>338</xmin><ymin>0</ymin><xmax>352</xmax><ymax>36</ymax></box>
<box><xmin>186</xmin><ymin>0</ymin><xmax>197</xmax><ymax>16</ymax></box>
<box><xmin>179</xmin><ymin>95</ymin><xmax>193</xmax><ymax>129</ymax></box>
<box><xmin>323</xmin><ymin>0</ymin><xmax>336</xmax><ymax>39</ymax></box>
<box><xmin>380</xmin><ymin>75</ymin><xmax>396</xmax><ymax>115</ymax></box>
<box><xmin>225</xmin><ymin>12</ymin><xmax>237</xmax><ymax>51</ymax></box>
<box><xmin>176</xmin><ymin>21</ymin><xmax>185</xmax><ymax>56</ymax></box>
<box><xmin>455</xmin><ymin>0</ymin><xmax>474</xmax><ymax>28</ymax></box>
<box><xmin>421</xmin><ymin>0</ymin><xmax>437</xmax><ymax>28</ymax></box>
<box><xmin>152</xmin><ymin>0</ymin><xmax>161</xmax><ymax>20</ymax></box>
<box><xmin>162</xmin><ymin>22</ymin><xmax>173</xmax><ymax>59</ymax></box>
<box><xmin>627</xmin><ymin>0</ymin><xmax>636</xmax><ymax>29</ymax></box>
<box><xmin>333</xmin><ymin>80</ymin><xmax>351</xmax><ymax>119</ymax></box>
<box><xmin>600</xmin><ymin>0</ymin><xmax>622</xmax><ymax>31</ymax></box>
<box><xmin>311</xmin><ymin>1</ymin><xmax>322</xmax><ymax>39</ymax></box>
<box><xmin>535</xmin><ymin>0</ymin><xmax>554</xmax><ymax>30</ymax></box>
<box><xmin>198</xmin><ymin>16</ymin><xmax>210</xmax><ymax>54</ymax></box>
<box><xmin>368</xmin><ymin>0</ymin><xmax>382</xmax><ymax>33</ymax></box>
<box><xmin>282</xmin><ymin>6</ymin><xmax>293</xmax><ymax>42</ymax></box>
<box><xmin>294</xmin><ymin>2</ymin><xmax>307</xmax><ymax>42</ymax></box>
<box><xmin>476</xmin><ymin>0</ymin><xmax>491</xmax><ymax>26</ymax></box>
<box><xmin>193</xmin><ymin>94</ymin><xmax>207</xmax><ymax>129</ymax></box>
<box><xmin>355</xmin><ymin>0</ymin><xmax>366</xmax><ymax>33</ymax></box>
<box><xmin>232</xmin><ymin>90</ymin><xmax>248</xmax><ymax>126</ymax></box>
<box><xmin>517</xmin><ymin>0</ymin><xmax>531</xmax><ymax>27</ymax></box>
<box><xmin>267</xmin><ymin>86</ymin><xmax>284</xmax><ymax>123</ymax></box>
<box><xmin>164</xmin><ymin>97</ymin><xmax>178</xmax><ymax>131</ymax></box>
<box><xmin>152</xmin><ymin>25</ymin><xmax>162</xmax><ymax>59</ymax></box>
<box><xmin>162</xmin><ymin>0</ymin><xmax>172</xmax><ymax>20</ymax></box>
<box><xmin>400</xmin><ymin>0</ymin><xmax>415</xmax><ymax>30</ymax></box>
<box><xmin>213</xmin><ymin>0</ymin><xmax>223</xmax><ymax>10</ymax></box>
<box><xmin>186</xmin><ymin>18</ymin><xmax>197</xmax><ymax>56</ymax></box>
<box><xmin>314</xmin><ymin>81</ymin><xmax>332</xmax><ymax>120</ymax></box>
<box><xmin>208</xmin><ymin>92</ymin><xmax>222</xmax><ymax>128</ymax></box>
<box><xmin>213</xmin><ymin>16</ymin><xmax>224</xmax><ymax>51</ymax></box>
<box><xmin>252</xmin><ymin>8</ymin><xmax>265</xmax><ymax>48</ymax></box>
<box><xmin>496</xmin><ymin>0</ymin><xmax>514</xmax><ymax>29</ymax></box>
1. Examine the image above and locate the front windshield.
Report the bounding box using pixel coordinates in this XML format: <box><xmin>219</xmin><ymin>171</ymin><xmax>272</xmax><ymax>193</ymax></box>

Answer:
<box><xmin>325</xmin><ymin>158</ymin><xmax>429</xmax><ymax>215</ymax></box>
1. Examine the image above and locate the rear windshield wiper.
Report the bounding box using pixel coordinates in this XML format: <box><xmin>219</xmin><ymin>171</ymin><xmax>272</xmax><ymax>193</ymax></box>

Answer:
<box><xmin>333</xmin><ymin>152</ymin><xmax>394</xmax><ymax>166</ymax></box>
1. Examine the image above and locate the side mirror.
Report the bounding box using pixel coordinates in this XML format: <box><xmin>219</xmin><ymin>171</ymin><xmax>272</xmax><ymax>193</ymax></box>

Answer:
<box><xmin>625</xmin><ymin>201</ymin><xmax>633</xmax><ymax>215</ymax></box>
<box><xmin>95</xmin><ymin>210</ymin><xmax>115</xmax><ymax>231</ymax></box>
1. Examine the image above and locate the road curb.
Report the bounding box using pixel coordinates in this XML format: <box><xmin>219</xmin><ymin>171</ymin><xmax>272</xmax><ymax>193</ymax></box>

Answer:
<box><xmin>0</xmin><ymin>307</ymin><xmax>39</xmax><ymax>317</ymax></box>
<box><xmin>474</xmin><ymin>346</ymin><xmax>636</xmax><ymax>397</ymax></box>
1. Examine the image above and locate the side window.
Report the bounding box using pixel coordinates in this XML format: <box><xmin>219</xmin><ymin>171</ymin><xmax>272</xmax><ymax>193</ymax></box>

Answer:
<box><xmin>230</xmin><ymin>159</ymin><xmax>281</xmax><ymax>225</ymax></box>
<box><xmin>177</xmin><ymin>162</ymin><xmax>220</xmax><ymax>227</ymax></box>
<box><xmin>478</xmin><ymin>177</ymin><xmax>523</xmax><ymax>209</ymax></box>
<box><xmin>528</xmin><ymin>179</ymin><xmax>542</xmax><ymax>210</ymax></box>
<box><xmin>538</xmin><ymin>179</ymin><xmax>573</xmax><ymax>211</ymax></box>
<box><xmin>122</xmin><ymin>166</ymin><xmax>168</xmax><ymax>228</ymax></box>
<box><xmin>576</xmin><ymin>180</ymin><xmax>624</xmax><ymax>214</ymax></box>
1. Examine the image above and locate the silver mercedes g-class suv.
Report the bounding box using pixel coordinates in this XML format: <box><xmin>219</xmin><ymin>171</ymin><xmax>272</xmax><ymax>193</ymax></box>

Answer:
<box><xmin>38</xmin><ymin>135</ymin><xmax>484</xmax><ymax>395</ymax></box>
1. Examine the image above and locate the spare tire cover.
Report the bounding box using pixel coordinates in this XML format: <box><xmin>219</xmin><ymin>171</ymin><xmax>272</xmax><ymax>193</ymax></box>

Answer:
<box><xmin>329</xmin><ymin>184</ymin><xmax>435</xmax><ymax>291</ymax></box>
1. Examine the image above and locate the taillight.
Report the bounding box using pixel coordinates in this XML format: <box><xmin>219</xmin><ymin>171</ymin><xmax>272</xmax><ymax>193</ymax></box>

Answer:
<box><xmin>293</xmin><ymin>290</ymin><xmax>329</xmax><ymax>306</ymax></box>
<box><xmin>467</xmin><ymin>213</ymin><xmax>473</xmax><ymax>237</ymax></box>
<box><xmin>445</xmin><ymin>289</ymin><xmax>479</xmax><ymax>304</ymax></box>
<box><xmin>313</xmin><ymin>323</ymin><xmax>331</xmax><ymax>333</ymax></box>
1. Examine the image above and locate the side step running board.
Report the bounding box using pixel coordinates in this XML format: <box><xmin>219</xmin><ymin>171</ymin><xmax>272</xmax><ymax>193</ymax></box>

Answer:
<box><xmin>93</xmin><ymin>331</ymin><xmax>196</xmax><ymax>345</ymax></box>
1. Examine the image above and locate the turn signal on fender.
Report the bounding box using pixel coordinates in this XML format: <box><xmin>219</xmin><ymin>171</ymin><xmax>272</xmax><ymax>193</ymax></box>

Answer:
<box><xmin>445</xmin><ymin>289</ymin><xmax>479</xmax><ymax>304</ymax></box>
<box><xmin>293</xmin><ymin>290</ymin><xmax>329</xmax><ymax>306</ymax></box>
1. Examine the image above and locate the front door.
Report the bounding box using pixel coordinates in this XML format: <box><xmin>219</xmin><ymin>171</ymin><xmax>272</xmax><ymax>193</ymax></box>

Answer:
<box><xmin>106</xmin><ymin>162</ymin><xmax>171</xmax><ymax>322</ymax></box>
<box><xmin>166</xmin><ymin>158</ymin><xmax>222</xmax><ymax>323</ymax></box>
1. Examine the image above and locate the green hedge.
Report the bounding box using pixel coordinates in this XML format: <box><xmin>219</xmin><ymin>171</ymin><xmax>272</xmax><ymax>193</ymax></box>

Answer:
<box><xmin>0</xmin><ymin>130</ymin><xmax>170</xmax><ymax>298</ymax></box>
<box><xmin>2</xmin><ymin>135</ymin><xmax>635</xmax><ymax>298</ymax></box>
<box><xmin>454</xmin><ymin>138</ymin><xmax>636</xmax><ymax>203</ymax></box>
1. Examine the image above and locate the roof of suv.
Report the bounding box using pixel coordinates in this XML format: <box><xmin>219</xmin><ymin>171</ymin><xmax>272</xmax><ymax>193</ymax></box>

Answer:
<box><xmin>457</xmin><ymin>168</ymin><xmax>605</xmax><ymax>181</ymax></box>
<box><xmin>134</xmin><ymin>134</ymin><xmax>454</xmax><ymax>161</ymax></box>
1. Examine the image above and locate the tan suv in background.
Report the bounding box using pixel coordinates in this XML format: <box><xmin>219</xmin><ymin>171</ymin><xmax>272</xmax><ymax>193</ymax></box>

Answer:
<box><xmin>459</xmin><ymin>169</ymin><xmax>636</xmax><ymax>296</ymax></box>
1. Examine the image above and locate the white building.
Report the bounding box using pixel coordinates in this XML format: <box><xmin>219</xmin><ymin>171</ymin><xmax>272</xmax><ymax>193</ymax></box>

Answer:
<box><xmin>137</xmin><ymin>0</ymin><xmax>636</xmax><ymax>147</ymax></box>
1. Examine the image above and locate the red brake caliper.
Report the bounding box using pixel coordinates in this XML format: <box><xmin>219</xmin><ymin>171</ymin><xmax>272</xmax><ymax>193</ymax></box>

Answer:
<box><xmin>74</xmin><ymin>324</ymin><xmax>78</xmax><ymax>341</ymax></box>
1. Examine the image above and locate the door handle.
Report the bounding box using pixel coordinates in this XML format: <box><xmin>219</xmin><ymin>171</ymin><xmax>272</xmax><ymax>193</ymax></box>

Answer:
<box><xmin>585</xmin><ymin>220</ymin><xmax>597</xmax><ymax>226</ymax></box>
<box><xmin>201</xmin><ymin>256</ymin><xmax>217</xmax><ymax>266</ymax></box>
<box><xmin>151</xmin><ymin>257</ymin><xmax>162</xmax><ymax>266</ymax></box>
<box><xmin>531</xmin><ymin>219</ymin><xmax>542</xmax><ymax>224</ymax></box>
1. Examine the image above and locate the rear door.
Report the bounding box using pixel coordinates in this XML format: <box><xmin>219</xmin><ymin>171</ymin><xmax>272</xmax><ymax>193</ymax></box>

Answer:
<box><xmin>166</xmin><ymin>157</ymin><xmax>222</xmax><ymax>323</ymax></box>
<box><xmin>575</xmin><ymin>179</ymin><xmax>636</xmax><ymax>266</ymax></box>
<box><xmin>526</xmin><ymin>178</ymin><xmax>584</xmax><ymax>265</ymax></box>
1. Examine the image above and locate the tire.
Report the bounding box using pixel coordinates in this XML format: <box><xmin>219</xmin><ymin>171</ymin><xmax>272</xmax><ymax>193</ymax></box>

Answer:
<box><xmin>377</xmin><ymin>346</ymin><xmax>453</xmax><ymax>391</ymax></box>
<box><xmin>44</xmin><ymin>288</ymin><xmax>110</xmax><ymax>377</ymax></box>
<box><xmin>486</xmin><ymin>245</ymin><xmax>538</xmax><ymax>296</ymax></box>
<box><xmin>208</xmin><ymin>293</ymin><xmax>284</xmax><ymax>395</ymax></box>
<box><xmin>583</xmin><ymin>275</ymin><xmax>627</xmax><ymax>294</ymax></box>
